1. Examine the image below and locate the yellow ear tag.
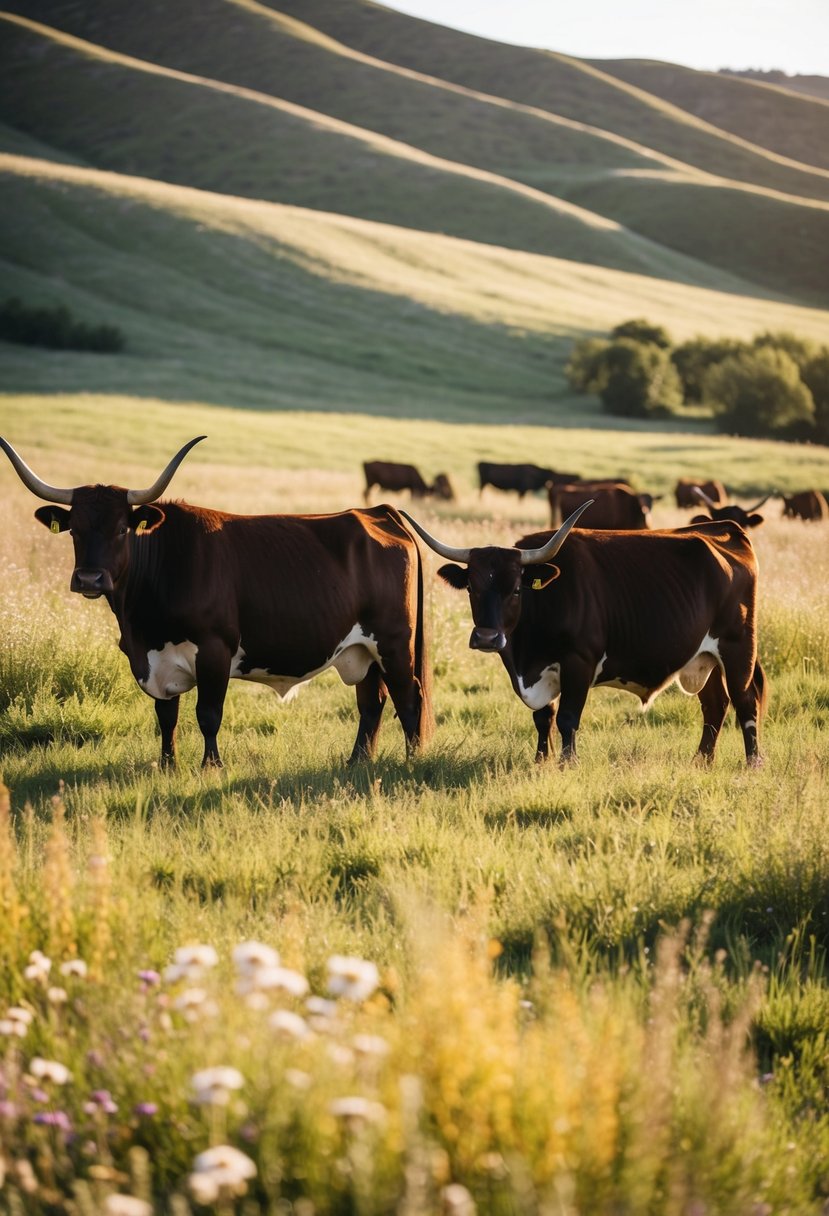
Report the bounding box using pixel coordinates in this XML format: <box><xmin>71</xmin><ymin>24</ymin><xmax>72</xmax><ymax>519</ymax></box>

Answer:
<box><xmin>50</xmin><ymin>518</ymin><xmax>60</xmax><ymax>534</ymax></box>
<box><xmin>136</xmin><ymin>519</ymin><xmax>147</xmax><ymax>535</ymax></box>
<box><xmin>532</xmin><ymin>577</ymin><xmax>542</xmax><ymax>590</ymax></box>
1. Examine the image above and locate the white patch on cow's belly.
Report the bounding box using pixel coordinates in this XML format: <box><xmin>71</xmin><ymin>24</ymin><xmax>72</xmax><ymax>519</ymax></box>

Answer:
<box><xmin>140</xmin><ymin>641</ymin><xmax>199</xmax><ymax>700</ymax></box>
<box><xmin>517</xmin><ymin>663</ymin><xmax>561</xmax><ymax>709</ymax></box>
<box><xmin>230</xmin><ymin>626</ymin><xmax>383</xmax><ymax>703</ymax></box>
<box><xmin>598</xmin><ymin>633</ymin><xmax>722</xmax><ymax>709</ymax></box>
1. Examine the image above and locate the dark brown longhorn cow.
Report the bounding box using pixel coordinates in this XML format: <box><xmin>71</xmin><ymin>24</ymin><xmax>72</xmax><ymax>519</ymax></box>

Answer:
<box><xmin>477</xmin><ymin>462</ymin><xmax>572</xmax><ymax>498</ymax></box>
<box><xmin>2</xmin><ymin>437</ymin><xmax>434</xmax><ymax>769</ymax></box>
<box><xmin>781</xmin><ymin>490</ymin><xmax>829</xmax><ymax>521</ymax></box>
<box><xmin>675</xmin><ymin>478</ymin><xmax>726</xmax><ymax>508</ymax></box>
<box><xmin>403</xmin><ymin>504</ymin><xmax>766</xmax><ymax>767</ymax></box>
<box><xmin>363</xmin><ymin>460</ymin><xmax>431</xmax><ymax>503</ymax></box>
<box><xmin>549</xmin><ymin>482</ymin><xmax>650</xmax><ymax>530</ymax></box>
<box><xmin>689</xmin><ymin>487</ymin><xmax>769</xmax><ymax>529</ymax></box>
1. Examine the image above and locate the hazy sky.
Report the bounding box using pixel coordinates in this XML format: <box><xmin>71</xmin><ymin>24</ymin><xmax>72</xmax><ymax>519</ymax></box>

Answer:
<box><xmin>379</xmin><ymin>0</ymin><xmax>829</xmax><ymax>77</ymax></box>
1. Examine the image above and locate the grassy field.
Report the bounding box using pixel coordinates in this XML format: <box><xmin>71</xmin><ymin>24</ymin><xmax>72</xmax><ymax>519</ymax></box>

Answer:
<box><xmin>1</xmin><ymin>402</ymin><xmax>829</xmax><ymax>1213</ymax></box>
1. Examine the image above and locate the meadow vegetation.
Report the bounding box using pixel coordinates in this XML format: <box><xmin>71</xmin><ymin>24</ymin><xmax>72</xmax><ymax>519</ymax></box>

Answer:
<box><xmin>1</xmin><ymin>413</ymin><xmax>828</xmax><ymax>1212</ymax></box>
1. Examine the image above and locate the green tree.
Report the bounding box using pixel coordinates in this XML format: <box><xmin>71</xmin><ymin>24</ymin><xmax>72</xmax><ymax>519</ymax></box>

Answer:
<box><xmin>611</xmin><ymin>318</ymin><xmax>672</xmax><ymax>349</ymax></box>
<box><xmin>565</xmin><ymin>337</ymin><xmax>610</xmax><ymax>394</ymax></box>
<box><xmin>752</xmin><ymin>330</ymin><xmax>818</xmax><ymax>375</ymax></box>
<box><xmin>704</xmin><ymin>347</ymin><xmax>815</xmax><ymax>437</ymax></box>
<box><xmin>801</xmin><ymin>347</ymin><xmax>829</xmax><ymax>444</ymax></box>
<box><xmin>598</xmin><ymin>340</ymin><xmax>684</xmax><ymax>419</ymax></box>
<box><xmin>671</xmin><ymin>336</ymin><xmax>748</xmax><ymax>403</ymax></box>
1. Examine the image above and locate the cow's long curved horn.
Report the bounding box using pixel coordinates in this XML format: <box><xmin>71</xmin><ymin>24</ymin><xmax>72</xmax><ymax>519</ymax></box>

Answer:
<box><xmin>0</xmin><ymin>437</ymin><xmax>74</xmax><ymax>504</ymax></box>
<box><xmin>400</xmin><ymin>510</ymin><xmax>472</xmax><ymax>563</ymax></box>
<box><xmin>691</xmin><ymin>486</ymin><xmax>716</xmax><ymax>508</ymax></box>
<box><xmin>746</xmin><ymin>493</ymin><xmax>770</xmax><ymax>512</ymax></box>
<box><xmin>517</xmin><ymin>500</ymin><xmax>594</xmax><ymax>565</ymax></box>
<box><xmin>126</xmin><ymin>436</ymin><xmax>207</xmax><ymax>506</ymax></box>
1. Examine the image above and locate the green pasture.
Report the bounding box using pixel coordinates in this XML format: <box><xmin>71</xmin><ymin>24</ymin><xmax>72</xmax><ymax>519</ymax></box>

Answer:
<box><xmin>1</xmin><ymin>405</ymin><xmax>829</xmax><ymax>1211</ymax></box>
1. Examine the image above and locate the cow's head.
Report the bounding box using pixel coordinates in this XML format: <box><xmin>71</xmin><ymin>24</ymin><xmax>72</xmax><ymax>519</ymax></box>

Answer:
<box><xmin>0</xmin><ymin>436</ymin><xmax>205</xmax><ymax>597</ymax></box>
<box><xmin>691</xmin><ymin>486</ymin><xmax>769</xmax><ymax>529</ymax></box>
<box><xmin>402</xmin><ymin>501</ymin><xmax>592</xmax><ymax>652</ymax></box>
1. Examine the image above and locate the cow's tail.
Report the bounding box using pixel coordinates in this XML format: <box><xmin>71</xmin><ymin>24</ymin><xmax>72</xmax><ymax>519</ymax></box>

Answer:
<box><xmin>412</xmin><ymin>534</ymin><xmax>435</xmax><ymax>748</ymax></box>
<box><xmin>752</xmin><ymin>657</ymin><xmax>769</xmax><ymax>721</ymax></box>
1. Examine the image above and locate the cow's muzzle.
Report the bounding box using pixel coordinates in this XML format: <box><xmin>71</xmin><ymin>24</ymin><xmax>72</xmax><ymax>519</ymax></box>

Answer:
<box><xmin>71</xmin><ymin>568</ymin><xmax>114</xmax><ymax>598</ymax></box>
<box><xmin>469</xmin><ymin>627</ymin><xmax>506</xmax><ymax>652</ymax></box>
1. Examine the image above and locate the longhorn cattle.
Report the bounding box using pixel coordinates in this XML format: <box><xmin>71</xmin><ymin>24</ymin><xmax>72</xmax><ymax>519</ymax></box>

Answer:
<box><xmin>549</xmin><ymin>482</ymin><xmax>650</xmax><ymax>530</ymax></box>
<box><xmin>690</xmin><ymin>487</ymin><xmax>769</xmax><ymax>529</ymax></box>
<box><xmin>477</xmin><ymin>462</ymin><xmax>575</xmax><ymax>498</ymax></box>
<box><xmin>781</xmin><ymin>490</ymin><xmax>829</xmax><ymax>521</ymax></box>
<box><xmin>403</xmin><ymin>505</ymin><xmax>766</xmax><ymax>767</ymax></box>
<box><xmin>363</xmin><ymin>460</ymin><xmax>431</xmax><ymax>503</ymax></box>
<box><xmin>2</xmin><ymin>437</ymin><xmax>434</xmax><ymax>769</ymax></box>
<box><xmin>431</xmin><ymin>472</ymin><xmax>455</xmax><ymax>502</ymax></box>
<box><xmin>675</xmin><ymin>478</ymin><xmax>726</xmax><ymax>508</ymax></box>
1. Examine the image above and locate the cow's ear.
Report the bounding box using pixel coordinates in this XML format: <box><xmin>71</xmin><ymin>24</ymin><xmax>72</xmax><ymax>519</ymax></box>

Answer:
<box><xmin>438</xmin><ymin>563</ymin><xmax>468</xmax><ymax>590</ymax></box>
<box><xmin>690</xmin><ymin>513</ymin><xmax>709</xmax><ymax>525</ymax></box>
<box><xmin>34</xmin><ymin>506</ymin><xmax>71</xmax><ymax>534</ymax></box>
<box><xmin>131</xmin><ymin>505</ymin><xmax>166</xmax><ymax>535</ymax></box>
<box><xmin>746</xmin><ymin>513</ymin><xmax>765</xmax><ymax>529</ymax></box>
<box><xmin>521</xmin><ymin>562</ymin><xmax>560</xmax><ymax>590</ymax></box>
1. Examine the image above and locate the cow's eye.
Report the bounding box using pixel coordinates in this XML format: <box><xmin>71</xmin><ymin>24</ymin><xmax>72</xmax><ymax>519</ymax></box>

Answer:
<box><xmin>118</xmin><ymin>526</ymin><xmax>128</xmax><ymax>537</ymax></box>
<box><xmin>513</xmin><ymin>586</ymin><xmax>521</xmax><ymax>597</ymax></box>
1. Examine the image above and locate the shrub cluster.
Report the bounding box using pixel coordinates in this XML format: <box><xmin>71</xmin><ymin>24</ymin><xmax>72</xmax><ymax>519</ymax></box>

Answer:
<box><xmin>567</xmin><ymin>320</ymin><xmax>829</xmax><ymax>442</ymax></box>
<box><xmin>0</xmin><ymin>297</ymin><xmax>125</xmax><ymax>353</ymax></box>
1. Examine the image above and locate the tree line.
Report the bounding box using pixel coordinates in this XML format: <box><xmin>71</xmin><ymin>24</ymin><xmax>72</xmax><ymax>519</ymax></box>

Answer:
<box><xmin>0</xmin><ymin>297</ymin><xmax>125</xmax><ymax>353</ymax></box>
<box><xmin>566</xmin><ymin>319</ymin><xmax>829</xmax><ymax>444</ymax></box>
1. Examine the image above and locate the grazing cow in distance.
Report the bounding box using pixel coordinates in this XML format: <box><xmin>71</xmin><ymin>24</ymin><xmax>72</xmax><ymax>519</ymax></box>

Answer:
<box><xmin>2</xmin><ymin>437</ymin><xmax>434</xmax><ymax>769</ymax></box>
<box><xmin>363</xmin><ymin>460</ymin><xmax>431</xmax><ymax>503</ymax></box>
<box><xmin>676</xmin><ymin>478</ymin><xmax>727</xmax><ymax>508</ymax></box>
<box><xmin>781</xmin><ymin>490</ymin><xmax>829</xmax><ymax>521</ymax></box>
<box><xmin>549</xmin><ymin>482</ymin><xmax>650</xmax><ymax>530</ymax></box>
<box><xmin>403</xmin><ymin>503</ymin><xmax>766</xmax><ymax>767</ymax></box>
<box><xmin>478</xmin><ymin>461</ymin><xmax>570</xmax><ymax>498</ymax></box>
<box><xmin>431</xmin><ymin>472</ymin><xmax>455</xmax><ymax>501</ymax></box>
<box><xmin>690</xmin><ymin>487</ymin><xmax>769</xmax><ymax>530</ymax></box>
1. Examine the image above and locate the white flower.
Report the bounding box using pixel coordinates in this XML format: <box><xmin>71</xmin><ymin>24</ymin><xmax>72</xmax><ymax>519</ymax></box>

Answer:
<box><xmin>326</xmin><ymin>955</ymin><xmax>380</xmax><ymax>1002</ymax></box>
<box><xmin>191</xmin><ymin>1067</ymin><xmax>244</xmax><ymax>1106</ymax></box>
<box><xmin>285</xmin><ymin>1068</ymin><xmax>312</xmax><ymax>1090</ymax></box>
<box><xmin>239</xmin><ymin>966</ymin><xmax>309</xmax><ymax>998</ymax></box>
<box><xmin>269</xmin><ymin>1010</ymin><xmax>312</xmax><ymax>1041</ymax></box>
<box><xmin>30</xmin><ymin>1057</ymin><xmax>71</xmax><ymax>1085</ymax></box>
<box><xmin>0</xmin><ymin>1018</ymin><xmax>27</xmax><ymax>1037</ymax></box>
<box><xmin>59</xmin><ymin>959</ymin><xmax>88</xmax><ymax>979</ymax></box>
<box><xmin>173</xmin><ymin>987</ymin><xmax>207</xmax><ymax>1014</ymax></box>
<box><xmin>306</xmin><ymin>996</ymin><xmax>338</xmax><ymax>1019</ymax></box>
<box><xmin>329</xmin><ymin>1095</ymin><xmax>386</xmax><ymax>1125</ymax></box>
<box><xmin>232</xmin><ymin>940</ymin><xmax>280</xmax><ymax>973</ymax></box>
<box><xmin>442</xmin><ymin>1183</ymin><xmax>476</xmax><ymax>1215</ymax></box>
<box><xmin>328</xmin><ymin>1043</ymin><xmax>355</xmax><ymax>1068</ymax></box>
<box><xmin>103</xmin><ymin>1196</ymin><xmax>153</xmax><ymax>1216</ymax></box>
<box><xmin>353</xmin><ymin>1033</ymin><xmax>390</xmax><ymax>1058</ymax></box>
<box><xmin>7</xmin><ymin>1007</ymin><xmax>33</xmax><ymax>1026</ymax></box>
<box><xmin>47</xmin><ymin>987</ymin><xmax>68</xmax><ymax>1005</ymax></box>
<box><xmin>28</xmin><ymin>950</ymin><xmax>52</xmax><ymax>974</ymax></box>
<box><xmin>189</xmin><ymin>1144</ymin><xmax>257</xmax><ymax>1201</ymax></box>
<box><xmin>175</xmin><ymin>944</ymin><xmax>218</xmax><ymax>970</ymax></box>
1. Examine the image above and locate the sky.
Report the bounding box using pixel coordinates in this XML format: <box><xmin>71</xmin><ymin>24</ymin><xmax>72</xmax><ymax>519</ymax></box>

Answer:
<box><xmin>379</xmin><ymin>0</ymin><xmax>829</xmax><ymax>78</ymax></box>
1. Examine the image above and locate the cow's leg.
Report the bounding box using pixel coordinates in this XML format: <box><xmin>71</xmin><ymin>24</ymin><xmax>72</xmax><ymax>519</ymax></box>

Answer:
<box><xmin>556</xmin><ymin>663</ymin><xmax>591</xmax><ymax>763</ymax></box>
<box><xmin>720</xmin><ymin>641</ymin><xmax>766</xmax><ymax>766</ymax></box>
<box><xmin>348</xmin><ymin>664</ymin><xmax>388</xmax><ymax>764</ymax></box>
<box><xmin>155</xmin><ymin>696</ymin><xmax>180</xmax><ymax>769</ymax></box>
<box><xmin>381</xmin><ymin>655</ymin><xmax>425</xmax><ymax>759</ymax></box>
<box><xmin>695</xmin><ymin>666</ymin><xmax>729</xmax><ymax>762</ymax></box>
<box><xmin>195</xmin><ymin>641</ymin><xmax>232</xmax><ymax>768</ymax></box>
<box><xmin>532</xmin><ymin>704</ymin><xmax>555</xmax><ymax>763</ymax></box>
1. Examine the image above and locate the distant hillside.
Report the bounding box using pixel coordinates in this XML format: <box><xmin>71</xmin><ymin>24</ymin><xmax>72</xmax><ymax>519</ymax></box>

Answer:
<box><xmin>590</xmin><ymin>59</ymin><xmax>829</xmax><ymax>171</ymax></box>
<box><xmin>3</xmin><ymin>153</ymin><xmax>828</xmax><ymax>422</ymax></box>
<box><xmin>721</xmin><ymin>69</ymin><xmax>829</xmax><ymax>104</ymax></box>
<box><xmin>2</xmin><ymin>8</ymin><xmax>829</xmax><ymax>304</ymax></box>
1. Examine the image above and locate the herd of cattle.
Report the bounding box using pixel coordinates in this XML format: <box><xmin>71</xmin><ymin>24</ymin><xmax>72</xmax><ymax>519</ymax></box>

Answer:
<box><xmin>1</xmin><ymin>438</ymin><xmax>826</xmax><ymax>775</ymax></box>
<box><xmin>365</xmin><ymin>458</ymin><xmax>829</xmax><ymax>528</ymax></box>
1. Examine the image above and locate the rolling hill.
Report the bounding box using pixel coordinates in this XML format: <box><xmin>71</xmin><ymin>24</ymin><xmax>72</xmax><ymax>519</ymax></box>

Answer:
<box><xmin>1</xmin><ymin>0</ymin><xmax>828</xmax><ymax>426</ymax></box>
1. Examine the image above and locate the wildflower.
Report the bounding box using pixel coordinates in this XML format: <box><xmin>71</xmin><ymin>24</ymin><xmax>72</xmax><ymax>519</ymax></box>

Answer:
<box><xmin>164</xmin><ymin>944</ymin><xmax>218</xmax><ymax>984</ymax></box>
<box><xmin>191</xmin><ymin>1067</ymin><xmax>244</xmax><ymax>1106</ymax></box>
<box><xmin>232</xmin><ymin>940</ymin><xmax>280</xmax><ymax>973</ymax></box>
<box><xmin>353</xmin><ymin>1033</ymin><xmax>390</xmax><ymax>1058</ymax></box>
<box><xmin>327</xmin><ymin>955</ymin><xmax>380</xmax><ymax>1002</ymax></box>
<box><xmin>33</xmin><ymin>1110</ymin><xmax>72</xmax><ymax>1131</ymax></box>
<box><xmin>269</xmin><ymin>1010</ymin><xmax>312</xmax><ymax>1041</ymax></box>
<box><xmin>137</xmin><ymin>969</ymin><xmax>160</xmax><ymax>986</ymax></box>
<box><xmin>134</xmin><ymin>1102</ymin><xmax>158</xmax><ymax>1117</ymax></box>
<box><xmin>188</xmin><ymin>1144</ymin><xmax>256</xmax><ymax>1203</ymax></box>
<box><xmin>103</xmin><ymin>1197</ymin><xmax>152</xmax><ymax>1216</ymax></box>
<box><xmin>47</xmin><ymin>987</ymin><xmax>68</xmax><ymax>1005</ymax></box>
<box><xmin>0</xmin><ymin>1018</ymin><xmax>28</xmax><ymax>1038</ymax></box>
<box><xmin>7</xmin><ymin>1007</ymin><xmax>33</xmax><ymax>1028</ymax></box>
<box><xmin>306</xmin><ymin>996</ymin><xmax>338</xmax><ymax>1020</ymax></box>
<box><xmin>172</xmin><ymin>988</ymin><xmax>211</xmax><ymax>1020</ymax></box>
<box><xmin>59</xmin><ymin>959</ymin><xmax>88</xmax><ymax>979</ymax></box>
<box><xmin>30</xmin><ymin>1058</ymin><xmax>71</xmax><ymax>1085</ymax></box>
<box><xmin>442</xmin><ymin>1183</ymin><xmax>476</xmax><ymax>1215</ymax></box>
<box><xmin>329</xmin><ymin>1096</ymin><xmax>386</xmax><ymax>1127</ymax></box>
<box><xmin>85</xmin><ymin>1089</ymin><xmax>118</xmax><ymax>1115</ymax></box>
<box><xmin>0</xmin><ymin>1100</ymin><xmax>18</xmax><ymax>1118</ymax></box>
<box><xmin>240</xmin><ymin>966</ymin><xmax>309</xmax><ymax>999</ymax></box>
<box><xmin>285</xmin><ymin>1068</ymin><xmax>312</xmax><ymax>1090</ymax></box>
<box><xmin>24</xmin><ymin>951</ymin><xmax>51</xmax><ymax>983</ymax></box>
<box><xmin>327</xmin><ymin>1043</ymin><xmax>355</xmax><ymax>1068</ymax></box>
